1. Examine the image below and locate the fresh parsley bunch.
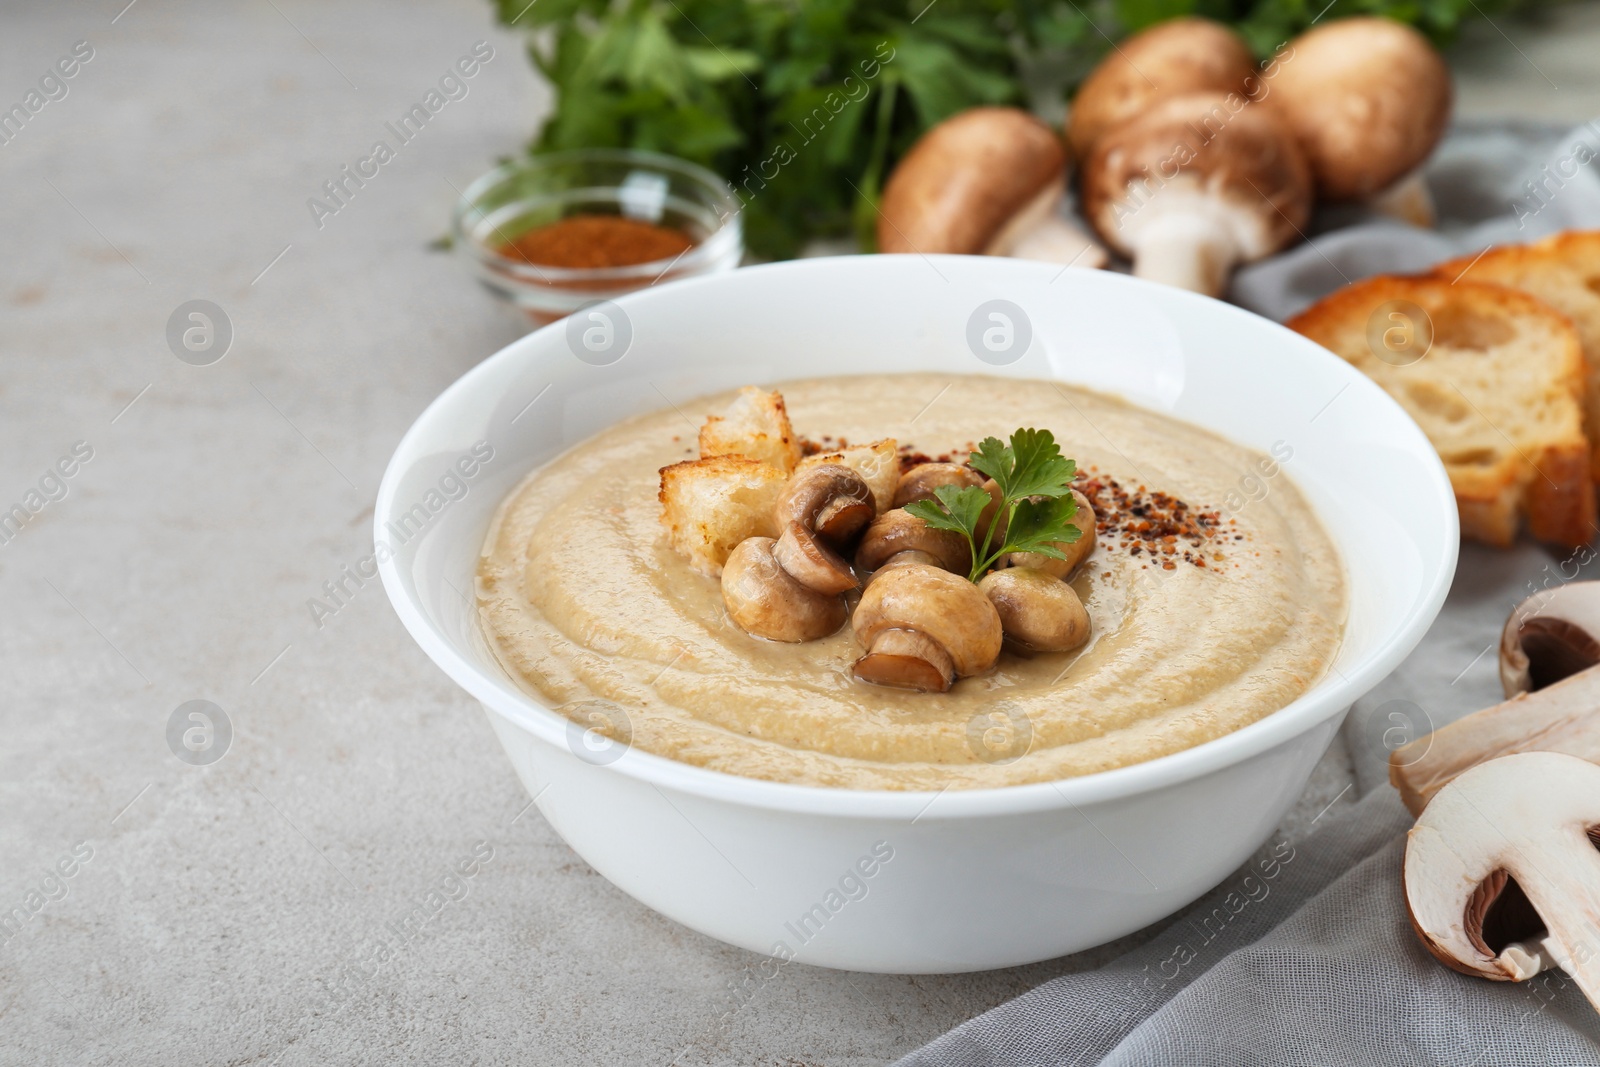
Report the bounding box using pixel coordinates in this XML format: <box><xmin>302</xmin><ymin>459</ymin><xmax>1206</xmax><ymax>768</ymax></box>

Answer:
<box><xmin>905</xmin><ymin>428</ymin><xmax>1081</xmax><ymax>584</ymax></box>
<box><xmin>491</xmin><ymin>0</ymin><xmax>1521</xmax><ymax>259</ymax></box>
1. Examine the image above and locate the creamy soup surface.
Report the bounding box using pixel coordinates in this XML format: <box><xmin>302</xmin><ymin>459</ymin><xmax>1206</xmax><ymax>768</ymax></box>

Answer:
<box><xmin>477</xmin><ymin>374</ymin><xmax>1346</xmax><ymax>790</ymax></box>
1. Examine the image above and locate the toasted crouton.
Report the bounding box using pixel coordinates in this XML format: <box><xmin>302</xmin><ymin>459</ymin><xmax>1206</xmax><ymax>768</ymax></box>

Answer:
<box><xmin>1287</xmin><ymin>274</ymin><xmax>1594</xmax><ymax>548</ymax></box>
<box><xmin>698</xmin><ymin>387</ymin><xmax>801</xmax><ymax>472</ymax></box>
<box><xmin>796</xmin><ymin>438</ymin><xmax>899</xmax><ymax>514</ymax></box>
<box><xmin>658</xmin><ymin>456</ymin><xmax>787</xmax><ymax>575</ymax></box>
<box><xmin>1433</xmin><ymin>231</ymin><xmax>1600</xmax><ymax>482</ymax></box>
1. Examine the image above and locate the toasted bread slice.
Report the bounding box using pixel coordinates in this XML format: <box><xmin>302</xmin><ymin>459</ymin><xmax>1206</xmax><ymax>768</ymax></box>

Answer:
<box><xmin>698</xmin><ymin>387</ymin><xmax>802</xmax><ymax>472</ymax></box>
<box><xmin>658</xmin><ymin>456</ymin><xmax>787</xmax><ymax>576</ymax></box>
<box><xmin>796</xmin><ymin>438</ymin><xmax>899</xmax><ymax>514</ymax></box>
<box><xmin>1287</xmin><ymin>275</ymin><xmax>1594</xmax><ymax>548</ymax></box>
<box><xmin>1434</xmin><ymin>231</ymin><xmax>1600</xmax><ymax>481</ymax></box>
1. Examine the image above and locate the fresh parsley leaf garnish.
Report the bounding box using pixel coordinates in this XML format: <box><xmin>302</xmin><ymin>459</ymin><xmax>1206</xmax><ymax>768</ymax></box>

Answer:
<box><xmin>905</xmin><ymin>428</ymin><xmax>1081</xmax><ymax>583</ymax></box>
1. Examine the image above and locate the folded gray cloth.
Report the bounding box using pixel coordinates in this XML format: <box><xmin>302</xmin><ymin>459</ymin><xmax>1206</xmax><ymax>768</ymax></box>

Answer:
<box><xmin>899</xmin><ymin>120</ymin><xmax>1600</xmax><ymax>1067</ymax></box>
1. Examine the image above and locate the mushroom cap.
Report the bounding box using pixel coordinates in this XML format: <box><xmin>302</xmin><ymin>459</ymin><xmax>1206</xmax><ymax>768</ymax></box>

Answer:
<box><xmin>1067</xmin><ymin>17</ymin><xmax>1259</xmax><ymax>160</ymax></box>
<box><xmin>856</xmin><ymin>508</ymin><xmax>972</xmax><ymax>575</ymax></box>
<box><xmin>877</xmin><ymin>107</ymin><xmax>1067</xmax><ymax>255</ymax></box>
<box><xmin>1403</xmin><ymin>751</ymin><xmax>1600</xmax><ymax>985</ymax></box>
<box><xmin>1500</xmin><ymin>581</ymin><xmax>1600</xmax><ymax>697</ymax></box>
<box><xmin>773</xmin><ymin>521</ymin><xmax>859</xmax><ymax>595</ymax></box>
<box><xmin>775</xmin><ymin>463</ymin><xmax>875</xmax><ymax>544</ymax></box>
<box><xmin>853</xmin><ymin>563</ymin><xmax>1003</xmax><ymax>678</ymax></box>
<box><xmin>1080</xmin><ymin>91</ymin><xmax>1312</xmax><ymax>260</ymax></box>
<box><xmin>999</xmin><ymin>489</ymin><xmax>1096</xmax><ymax>577</ymax></box>
<box><xmin>892</xmin><ymin>462</ymin><xmax>983</xmax><ymax>509</ymax></box>
<box><xmin>721</xmin><ymin>536</ymin><xmax>846</xmax><ymax>642</ymax></box>
<box><xmin>1265</xmin><ymin>17</ymin><xmax>1452</xmax><ymax>200</ymax></box>
<box><xmin>979</xmin><ymin>568</ymin><xmax>1091</xmax><ymax>652</ymax></box>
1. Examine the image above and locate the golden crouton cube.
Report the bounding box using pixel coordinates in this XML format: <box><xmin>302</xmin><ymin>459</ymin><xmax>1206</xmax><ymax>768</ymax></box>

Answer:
<box><xmin>698</xmin><ymin>387</ymin><xmax>801</xmax><ymax>472</ymax></box>
<box><xmin>797</xmin><ymin>438</ymin><xmax>899</xmax><ymax>515</ymax></box>
<box><xmin>658</xmin><ymin>456</ymin><xmax>788</xmax><ymax>575</ymax></box>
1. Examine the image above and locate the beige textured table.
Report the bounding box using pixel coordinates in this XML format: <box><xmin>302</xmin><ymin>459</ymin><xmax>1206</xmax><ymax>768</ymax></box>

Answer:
<box><xmin>0</xmin><ymin>3</ymin><xmax>1594</xmax><ymax>1064</ymax></box>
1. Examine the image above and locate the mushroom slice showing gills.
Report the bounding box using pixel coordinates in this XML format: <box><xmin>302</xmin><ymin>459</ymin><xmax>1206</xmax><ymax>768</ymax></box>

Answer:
<box><xmin>1500</xmin><ymin>581</ymin><xmax>1600</xmax><ymax>697</ymax></box>
<box><xmin>1403</xmin><ymin>752</ymin><xmax>1600</xmax><ymax>1013</ymax></box>
<box><xmin>877</xmin><ymin>107</ymin><xmax>1107</xmax><ymax>270</ymax></box>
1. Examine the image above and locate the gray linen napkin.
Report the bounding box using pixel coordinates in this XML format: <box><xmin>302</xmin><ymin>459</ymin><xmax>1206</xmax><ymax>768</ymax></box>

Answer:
<box><xmin>898</xmin><ymin>121</ymin><xmax>1600</xmax><ymax>1067</ymax></box>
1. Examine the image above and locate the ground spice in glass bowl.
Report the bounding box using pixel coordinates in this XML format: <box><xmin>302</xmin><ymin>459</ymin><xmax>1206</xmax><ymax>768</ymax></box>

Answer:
<box><xmin>500</xmin><ymin>215</ymin><xmax>698</xmax><ymax>270</ymax></box>
<box><xmin>453</xmin><ymin>150</ymin><xmax>743</xmax><ymax>326</ymax></box>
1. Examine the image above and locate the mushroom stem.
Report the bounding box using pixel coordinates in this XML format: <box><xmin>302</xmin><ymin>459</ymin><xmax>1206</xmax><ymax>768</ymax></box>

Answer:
<box><xmin>984</xmin><ymin>184</ymin><xmax>1108</xmax><ymax>269</ymax></box>
<box><xmin>1130</xmin><ymin>209</ymin><xmax>1240</xmax><ymax>298</ymax></box>
<box><xmin>1365</xmin><ymin>168</ymin><xmax>1435</xmax><ymax>228</ymax></box>
<box><xmin>854</xmin><ymin>628</ymin><xmax>956</xmax><ymax>692</ymax></box>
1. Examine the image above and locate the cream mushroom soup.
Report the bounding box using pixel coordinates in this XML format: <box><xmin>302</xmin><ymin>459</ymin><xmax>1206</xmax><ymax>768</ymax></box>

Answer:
<box><xmin>476</xmin><ymin>374</ymin><xmax>1346</xmax><ymax>790</ymax></box>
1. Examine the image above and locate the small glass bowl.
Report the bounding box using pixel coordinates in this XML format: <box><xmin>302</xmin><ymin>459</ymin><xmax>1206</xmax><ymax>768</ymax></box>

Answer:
<box><xmin>452</xmin><ymin>149</ymin><xmax>744</xmax><ymax>325</ymax></box>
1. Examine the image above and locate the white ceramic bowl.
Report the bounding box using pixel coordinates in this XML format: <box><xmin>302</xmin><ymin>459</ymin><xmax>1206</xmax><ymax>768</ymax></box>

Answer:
<box><xmin>377</xmin><ymin>256</ymin><xmax>1457</xmax><ymax>973</ymax></box>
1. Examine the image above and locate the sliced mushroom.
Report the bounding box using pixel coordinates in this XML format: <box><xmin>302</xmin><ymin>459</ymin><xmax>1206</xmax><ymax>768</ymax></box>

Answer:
<box><xmin>721</xmin><ymin>536</ymin><xmax>846</xmax><ymax>642</ymax></box>
<box><xmin>775</xmin><ymin>463</ymin><xmax>875</xmax><ymax>545</ymax></box>
<box><xmin>1403</xmin><ymin>751</ymin><xmax>1600</xmax><ymax>1013</ymax></box>
<box><xmin>1500</xmin><ymin>582</ymin><xmax>1600</xmax><ymax>697</ymax></box>
<box><xmin>1265</xmin><ymin>17</ymin><xmax>1452</xmax><ymax>226</ymax></box>
<box><xmin>1080</xmin><ymin>92</ymin><xmax>1312</xmax><ymax>297</ymax></box>
<box><xmin>878</xmin><ymin>107</ymin><xmax>1107</xmax><ymax>269</ymax></box>
<box><xmin>1390</xmin><ymin>662</ymin><xmax>1600</xmax><ymax>816</ymax></box>
<box><xmin>892</xmin><ymin>462</ymin><xmax>983</xmax><ymax>509</ymax></box>
<box><xmin>856</xmin><ymin>508</ymin><xmax>972</xmax><ymax>576</ymax></box>
<box><xmin>1067</xmin><ymin>17</ymin><xmax>1258</xmax><ymax>161</ymax></box>
<box><xmin>979</xmin><ymin>568</ymin><xmax>1091</xmax><ymax>654</ymax></box>
<box><xmin>852</xmin><ymin>563</ymin><xmax>1003</xmax><ymax>691</ymax></box>
<box><xmin>773</xmin><ymin>522</ymin><xmax>858</xmax><ymax>595</ymax></box>
<box><xmin>998</xmin><ymin>489</ymin><xmax>1096</xmax><ymax>577</ymax></box>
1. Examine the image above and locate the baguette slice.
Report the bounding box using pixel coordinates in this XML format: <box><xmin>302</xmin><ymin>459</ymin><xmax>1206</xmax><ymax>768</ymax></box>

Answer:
<box><xmin>1287</xmin><ymin>274</ymin><xmax>1594</xmax><ymax>548</ymax></box>
<box><xmin>698</xmin><ymin>386</ymin><xmax>802</xmax><ymax>472</ymax></box>
<box><xmin>659</xmin><ymin>456</ymin><xmax>787</xmax><ymax>576</ymax></box>
<box><xmin>1434</xmin><ymin>231</ymin><xmax>1600</xmax><ymax>482</ymax></box>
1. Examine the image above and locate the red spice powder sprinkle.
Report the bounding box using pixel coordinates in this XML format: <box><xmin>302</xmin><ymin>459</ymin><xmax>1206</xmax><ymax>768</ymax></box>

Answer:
<box><xmin>884</xmin><ymin>447</ymin><xmax>1241</xmax><ymax>570</ymax></box>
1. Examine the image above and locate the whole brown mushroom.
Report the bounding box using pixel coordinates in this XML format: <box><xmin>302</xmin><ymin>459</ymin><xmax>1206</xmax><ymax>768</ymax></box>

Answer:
<box><xmin>877</xmin><ymin>107</ymin><xmax>1107</xmax><ymax>269</ymax></box>
<box><xmin>979</xmin><ymin>567</ymin><xmax>1091</xmax><ymax>653</ymax></box>
<box><xmin>1265</xmin><ymin>17</ymin><xmax>1452</xmax><ymax>226</ymax></box>
<box><xmin>1081</xmin><ymin>92</ymin><xmax>1312</xmax><ymax>296</ymax></box>
<box><xmin>1067</xmin><ymin>18</ymin><xmax>1259</xmax><ymax>161</ymax></box>
<box><xmin>721</xmin><ymin>537</ymin><xmax>847</xmax><ymax>642</ymax></box>
<box><xmin>852</xmin><ymin>563</ymin><xmax>1004</xmax><ymax>691</ymax></box>
<box><xmin>856</xmin><ymin>508</ymin><xmax>972</xmax><ymax>577</ymax></box>
<box><xmin>767</xmin><ymin>463</ymin><xmax>875</xmax><ymax>596</ymax></box>
<box><xmin>892</xmin><ymin>462</ymin><xmax>984</xmax><ymax>509</ymax></box>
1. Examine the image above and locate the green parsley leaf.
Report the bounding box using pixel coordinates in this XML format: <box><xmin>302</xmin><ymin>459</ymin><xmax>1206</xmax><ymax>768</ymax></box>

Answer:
<box><xmin>905</xmin><ymin>484</ymin><xmax>992</xmax><ymax>560</ymax></box>
<box><xmin>1005</xmin><ymin>496</ymin><xmax>1081</xmax><ymax>558</ymax></box>
<box><xmin>904</xmin><ymin>428</ymin><xmax>1084</xmax><ymax>583</ymax></box>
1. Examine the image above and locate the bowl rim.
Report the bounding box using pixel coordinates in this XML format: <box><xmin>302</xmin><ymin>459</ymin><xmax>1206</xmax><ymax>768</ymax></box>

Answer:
<box><xmin>377</xmin><ymin>255</ymin><xmax>1459</xmax><ymax>821</ymax></box>
<box><xmin>450</xmin><ymin>149</ymin><xmax>744</xmax><ymax>286</ymax></box>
